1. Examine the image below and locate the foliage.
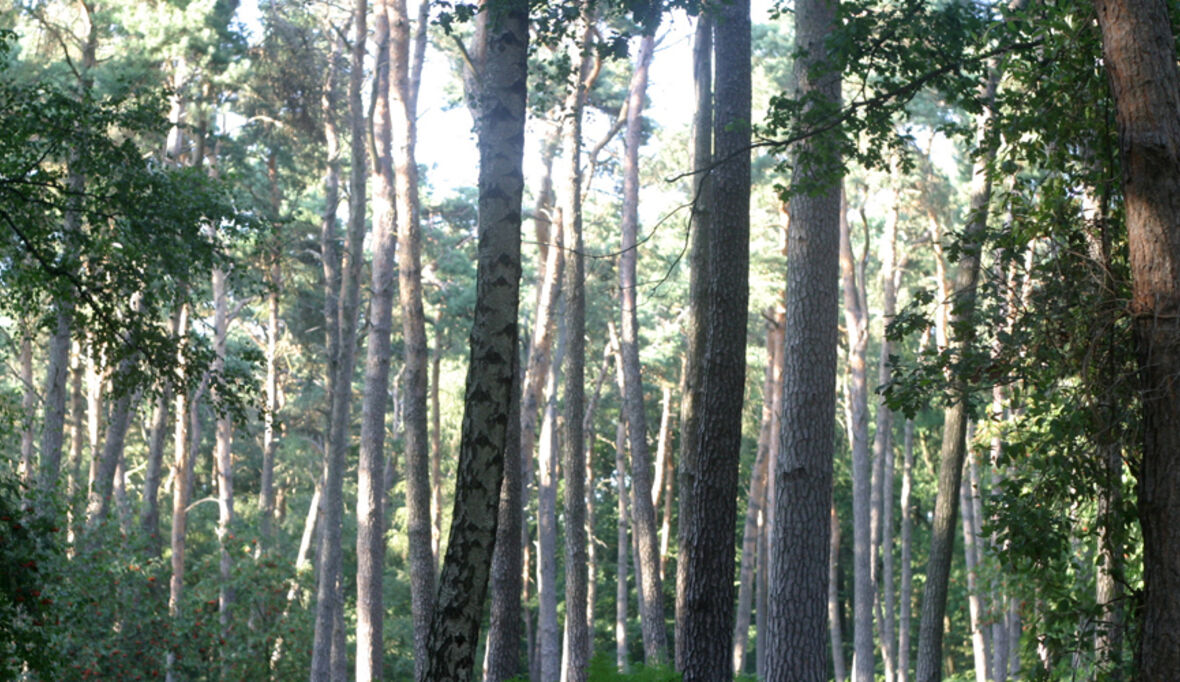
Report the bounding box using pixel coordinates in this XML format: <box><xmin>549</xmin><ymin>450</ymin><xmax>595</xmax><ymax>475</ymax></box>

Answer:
<box><xmin>0</xmin><ymin>478</ymin><xmax>59</xmax><ymax>678</ymax></box>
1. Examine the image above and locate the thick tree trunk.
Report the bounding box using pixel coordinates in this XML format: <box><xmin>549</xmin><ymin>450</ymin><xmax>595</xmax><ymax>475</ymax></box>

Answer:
<box><xmin>422</xmin><ymin>0</ymin><xmax>526</xmax><ymax>674</ymax></box>
<box><xmin>840</xmin><ymin>192</ymin><xmax>874</xmax><ymax>682</ymax></box>
<box><xmin>915</xmin><ymin>69</ymin><xmax>998</xmax><ymax>682</ymax></box>
<box><xmin>677</xmin><ymin>0</ymin><xmax>749</xmax><ymax>676</ymax></box>
<box><xmin>355</xmin><ymin>2</ymin><xmax>395</xmax><ymax>677</ymax></box>
<box><xmin>767</xmin><ymin>0</ymin><xmax>841</xmax><ymax>678</ymax></box>
<box><xmin>617</xmin><ymin>30</ymin><xmax>668</xmax><ymax>667</ymax></box>
<box><xmin>1092</xmin><ymin>0</ymin><xmax>1180</xmax><ymax>677</ymax></box>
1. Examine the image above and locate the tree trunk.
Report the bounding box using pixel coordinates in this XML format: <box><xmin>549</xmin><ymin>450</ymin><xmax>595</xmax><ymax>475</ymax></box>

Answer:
<box><xmin>875</xmin><ymin>195</ymin><xmax>901</xmax><ymax>682</ymax></box>
<box><xmin>898</xmin><ymin>418</ymin><xmax>915</xmax><ymax>682</ymax></box>
<box><xmin>616</xmin><ymin>29</ymin><xmax>668</xmax><ymax>667</ymax></box>
<box><xmin>355</xmin><ymin>2</ymin><xmax>394</xmax><ymax>677</ymax></box>
<box><xmin>560</xmin><ymin>13</ymin><xmax>593</xmax><ymax>679</ymax></box>
<box><xmin>432</xmin><ymin>325</ymin><xmax>444</xmax><ymax>569</ymax></box>
<box><xmin>19</xmin><ymin>325</ymin><xmax>34</xmax><ymax>486</ymax></box>
<box><xmin>311</xmin><ymin>8</ymin><xmax>366</xmax><ymax>673</ymax></box>
<box><xmin>959</xmin><ymin>454</ymin><xmax>991</xmax><ymax>682</ymax></box>
<box><xmin>675</xmin><ymin>16</ymin><xmax>712</xmax><ymax>671</ymax></box>
<box><xmin>733</xmin><ymin>318</ymin><xmax>779</xmax><ymax>674</ymax></box>
<box><xmin>422</xmin><ymin>0</ymin><xmax>526</xmax><ymax>673</ymax></box>
<box><xmin>582</xmin><ymin>345</ymin><xmax>610</xmax><ymax>662</ymax></box>
<box><xmin>915</xmin><ymin>67</ymin><xmax>998</xmax><ymax>682</ymax></box>
<box><xmin>830</xmin><ymin>504</ymin><xmax>848</xmax><ymax>682</ymax></box>
<box><xmin>1092</xmin><ymin>0</ymin><xmax>1180</xmax><ymax>676</ymax></box>
<box><xmin>211</xmin><ymin>261</ymin><xmax>236</xmax><ymax>663</ymax></box>
<box><xmin>840</xmin><ymin>191</ymin><xmax>874</xmax><ymax>682</ymax></box>
<box><xmin>767</xmin><ymin>0</ymin><xmax>841</xmax><ymax>678</ymax></box>
<box><xmin>677</xmin><ymin>0</ymin><xmax>749</xmax><ymax>676</ymax></box>
<box><xmin>85</xmin><ymin>358</ymin><xmax>135</xmax><ymax>529</ymax></box>
<box><xmin>259</xmin><ymin>152</ymin><xmax>283</xmax><ymax>549</ymax></box>
<box><xmin>484</xmin><ymin>364</ymin><xmax>524</xmax><ymax>682</ymax></box>
<box><xmin>616</xmin><ymin>419</ymin><xmax>631</xmax><ymax>674</ymax></box>
<box><xmin>538</xmin><ymin>311</ymin><xmax>565</xmax><ymax>682</ymax></box>
<box><xmin>166</xmin><ymin>304</ymin><xmax>192</xmax><ymax>682</ymax></box>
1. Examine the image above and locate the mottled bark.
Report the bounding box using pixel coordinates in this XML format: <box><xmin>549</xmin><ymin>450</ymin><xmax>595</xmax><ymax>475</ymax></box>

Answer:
<box><xmin>767</xmin><ymin>0</ymin><xmax>841</xmax><ymax>677</ymax></box>
<box><xmin>1092</xmin><ymin>0</ymin><xmax>1180</xmax><ymax>676</ymax></box>
<box><xmin>483</xmin><ymin>365</ymin><xmax>523</xmax><ymax>682</ymax></box>
<box><xmin>422</xmin><ymin>0</ymin><xmax>526</xmax><ymax>674</ymax></box>
<box><xmin>677</xmin><ymin>0</ymin><xmax>749</xmax><ymax>676</ymax></box>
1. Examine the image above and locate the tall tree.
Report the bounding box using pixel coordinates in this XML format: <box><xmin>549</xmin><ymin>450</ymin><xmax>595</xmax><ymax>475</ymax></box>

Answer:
<box><xmin>676</xmin><ymin>0</ymin><xmax>750</xmax><ymax>676</ymax></box>
<box><xmin>356</xmin><ymin>0</ymin><xmax>396</xmax><ymax>676</ymax></box>
<box><xmin>618</xmin><ymin>28</ymin><xmax>668</xmax><ymax>666</ymax></box>
<box><xmin>766</xmin><ymin>0</ymin><xmax>842</xmax><ymax>677</ymax></box>
<box><xmin>422</xmin><ymin>0</ymin><xmax>527</xmax><ymax>673</ymax></box>
<box><xmin>1092</xmin><ymin>0</ymin><xmax>1180</xmax><ymax>676</ymax></box>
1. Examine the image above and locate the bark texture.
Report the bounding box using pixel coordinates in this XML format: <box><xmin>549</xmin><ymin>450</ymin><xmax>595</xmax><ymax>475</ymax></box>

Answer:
<box><xmin>677</xmin><ymin>0</ymin><xmax>750</xmax><ymax>676</ymax></box>
<box><xmin>1092</xmin><ymin>0</ymin><xmax>1180</xmax><ymax>677</ymax></box>
<box><xmin>766</xmin><ymin>0</ymin><xmax>841</xmax><ymax>677</ymax></box>
<box><xmin>422</xmin><ymin>0</ymin><xmax>526</xmax><ymax>674</ymax></box>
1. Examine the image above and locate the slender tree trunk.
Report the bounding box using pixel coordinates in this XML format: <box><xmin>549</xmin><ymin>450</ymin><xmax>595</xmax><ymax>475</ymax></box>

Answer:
<box><xmin>19</xmin><ymin>325</ymin><xmax>34</xmax><ymax>486</ymax></box>
<box><xmin>166</xmin><ymin>304</ymin><xmax>192</xmax><ymax>682</ymax></box>
<box><xmin>959</xmin><ymin>455</ymin><xmax>991</xmax><ymax>682</ymax></box>
<box><xmin>432</xmin><ymin>325</ymin><xmax>444</xmax><ymax>568</ymax></box>
<box><xmin>538</xmin><ymin>311</ymin><xmax>565</xmax><ymax>682</ymax></box>
<box><xmin>484</xmin><ymin>365</ymin><xmax>524</xmax><ymax>682</ymax></box>
<box><xmin>560</xmin><ymin>13</ymin><xmax>594</xmax><ymax>679</ymax></box>
<box><xmin>915</xmin><ymin>67</ymin><xmax>1000</xmax><ymax>682</ymax></box>
<box><xmin>830</xmin><ymin>504</ymin><xmax>848</xmax><ymax>682</ymax></box>
<box><xmin>875</xmin><ymin>195</ymin><xmax>901</xmax><ymax>682</ymax></box>
<box><xmin>355</xmin><ymin>4</ymin><xmax>394</xmax><ymax>679</ymax></box>
<box><xmin>677</xmin><ymin>0</ymin><xmax>750</xmax><ymax>676</ymax></box>
<box><xmin>312</xmin><ymin>9</ymin><xmax>366</xmax><ymax>673</ymax></box>
<box><xmin>259</xmin><ymin>152</ymin><xmax>283</xmax><ymax>549</ymax></box>
<box><xmin>733</xmin><ymin>318</ymin><xmax>779</xmax><ymax>674</ymax></box>
<box><xmin>84</xmin><ymin>357</ymin><xmax>135</xmax><ymax>528</ymax></box>
<box><xmin>617</xmin><ymin>29</ymin><xmax>668</xmax><ymax>667</ymax></box>
<box><xmin>423</xmin><ymin>0</ymin><xmax>526</xmax><ymax>673</ymax></box>
<box><xmin>840</xmin><ymin>192</ymin><xmax>874</xmax><ymax>682</ymax></box>
<box><xmin>39</xmin><ymin>275</ymin><xmax>75</xmax><ymax>495</ymax></box>
<box><xmin>1092</xmin><ymin>0</ymin><xmax>1180</xmax><ymax>676</ymax></box>
<box><xmin>898</xmin><ymin>417</ymin><xmax>915</xmax><ymax>682</ymax></box>
<box><xmin>141</xmin><ymin>327</ymin><xmax>176</xmax><ymax>555</ymax></box>
<box><xmin>615</xmin><ymin>419</ymin><xmax>631</xmax><ymax>674</ymax></box>
<box><xmin>767</xmin><ymin>0</ymin><xmax>841</xmax><ymax>677</ymax></box>
<box><xmin>675</xmin><ymin>16</ymin><xmax>712</xmax><ymax>671</ymax></box>
<box><xmin>209</xmin><ymin>260</ymin><xmax>236</xmax><ymax>669</ymax></box>
<box><xmin>582</xmin><ymin>346</ymin><xmax>610</xmax><ymax>661</ymax></box>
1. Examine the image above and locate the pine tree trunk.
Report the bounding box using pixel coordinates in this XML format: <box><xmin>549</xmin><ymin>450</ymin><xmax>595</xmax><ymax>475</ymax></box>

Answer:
<box><xmin>675</xmin><ymin>16</ymin><xmax>712</xmax><ymax>671</ymax></box>
<box><xmin>959</xmin><ymin>454</ymin><xmax>990</xmax><ymax>682</ymax></box>
<box><xmin>1092</xmin><ymin>0</ymin><xmax>1180</xmax><ymax>676</ymax></box>
<box><xmin>581</xmin><ymin>346</ymin><xmax>610</xmax><ymax>661</ymax></box>
<box><xmin>538</xmin><ymin>312</ymin><xmax>565</xmax><ymax>682</ymax></box>
<box><xmin>166</xmin><ymin>304</ymin><xmax>192</xmax><ymax>682</ymax></box>
<box><xmin>356</xmin><ymin>2</ymin><xmax>395</xmax><ymax>677</ymax></box>
<box><xmin>422</xmin><ymin>0</ymin><xmax>526</xmax><ymax>673</ymax></box>
<box><xmin>767</xmin><ymin>0</ymin><xmax>841</xmax><ymax>677</ymax></box>
<box><xmin>616</xmin><ymin>419</ymin><xmax>631</xmax><ymax>674</ymax></box>
<box><xmin>898</xmin><ymin>418</ymin><xmax>915</xmax><ymax>682</ymax></box>
<box><xmin>875</xmin><ymin>196</ymin><xmax>900</xmax><ymax>682</ymax></box>
<box><xmin>677</xmin><ymin>0</ymin><xmax>750</xmax><ymax>676</ymax></box>
<box><xmin>311</xmin><ymin>8</ymin><xmax>366</xmax><ymax>673</ymax></box>
<box><xmin>259</xmin><ymin>152</ymin><xmax>283</xmax><ymax>549</ymax></box>
<box><xmin>733</xmin><ymin>319</ymin><xmax>778</xmax><ymax>674</ymax></box>
<box><xmin>830</xmin><ymin>503</ymin><xmax>848</xmax><ymax>682</ymax></box>
<box><xmin>19</xmin><ymin>325</ymin><xmax>34</xmax><ymax>486</ymax></box>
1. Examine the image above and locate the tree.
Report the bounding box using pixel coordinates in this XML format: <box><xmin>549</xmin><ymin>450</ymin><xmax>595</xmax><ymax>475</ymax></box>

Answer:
<box><xmin>422</xmin><ymin>0</ymin><xmax>528</xmax><ymax>674</ymax></box>
<box><xmin>766</xmin><ymin>0</ymin><xmax>841</xmax><ymax>678</ymax></box>
<box><xmin>1092</xmin><ymin>0</ymin><xmax>1180</xmax><ymax>676</ymax></box>
<box><xmin>676</xmin><ymin>0</ymin><xmax>751</xmax><ymax>677</ymax></box>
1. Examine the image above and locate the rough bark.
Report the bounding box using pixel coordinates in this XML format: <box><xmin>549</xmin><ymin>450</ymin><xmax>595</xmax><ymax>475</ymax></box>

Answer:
<box><xmin>356</xmin><ymin>1</ymin><xmax>395</xmax><ymax>676</ymax></box>
<box><xmin>915</xmin><ymin>69</ymin><xmax>998</xmax><ymax>682</ymax></box>
<box><xmin>1092</xmin><ymin>0</ymin><xmax>1180</xmax><ymax>676</ymax></box>
<box><xmin>422</xmin><ymin>0</ymin><xmax>526</xmax><ymax>673</ymax></box>
<box><xmin>617</xmin><ymin>30</ymin><xmax>668</xmax><ymax>667</ymax></box>
<box><xmin>677</xmin><ymin>0</ymin><xmax>750</xmax><ymax>676</ymax></box>
<box><xmin>766</xmin><ymin>0</ymin><xmax>841</xmax><ymax>677</ymax></box>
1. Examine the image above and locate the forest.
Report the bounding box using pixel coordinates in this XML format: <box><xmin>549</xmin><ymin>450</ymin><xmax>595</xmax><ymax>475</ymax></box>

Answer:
<box><xmin>1</xmin><ymin>0</ymin><xmax>1177</xmax><ymax>679</ymax></box>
